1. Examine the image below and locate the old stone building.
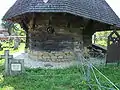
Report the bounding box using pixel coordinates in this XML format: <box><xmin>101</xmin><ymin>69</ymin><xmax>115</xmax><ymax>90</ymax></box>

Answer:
<box><xmin>3</xmin><ymin>0</ymin><xmax>120</xmax><ymax>62</ymax></box>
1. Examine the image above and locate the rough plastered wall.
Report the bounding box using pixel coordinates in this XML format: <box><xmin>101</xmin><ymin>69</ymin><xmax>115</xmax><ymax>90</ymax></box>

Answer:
<box><xmin>27</xmin><ymin>14</ymin><xmax>85</xmax><ymax>62</ymax></box>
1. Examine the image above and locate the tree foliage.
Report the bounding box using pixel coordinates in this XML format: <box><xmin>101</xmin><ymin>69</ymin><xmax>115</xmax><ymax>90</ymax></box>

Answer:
<box><xmin>1</xmin><ymin>21</ymin><xmax>25</xmax><ymax>36</ymax></box>
<box><xmin>1</xmin><ymin>21</ymin><xmax>14</xmax><ymax>35</ymax></box>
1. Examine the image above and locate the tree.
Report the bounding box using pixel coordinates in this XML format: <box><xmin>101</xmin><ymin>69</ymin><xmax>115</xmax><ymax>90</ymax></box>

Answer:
<box><xmin>1</xmin><ymin>21</ymin><xmax>14</xmax><ymax>35</ymax></box>
<box><xmin>1</xmin><ymin>21</ymin><xmax>26</xmax><ymax>49</ymax></box>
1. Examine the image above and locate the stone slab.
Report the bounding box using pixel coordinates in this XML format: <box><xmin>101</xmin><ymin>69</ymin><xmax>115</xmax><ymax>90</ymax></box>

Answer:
<box><xmin>9</xmin><ymin>59</ymin><xmax>24</xmax><ymax>76</ymax></box>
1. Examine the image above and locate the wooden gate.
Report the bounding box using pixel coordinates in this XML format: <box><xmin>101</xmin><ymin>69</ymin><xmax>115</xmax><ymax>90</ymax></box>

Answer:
<box><xmin>106</xmin><ymin>30</ymin><xmax>120</xmax><ymax>64</ymax></box>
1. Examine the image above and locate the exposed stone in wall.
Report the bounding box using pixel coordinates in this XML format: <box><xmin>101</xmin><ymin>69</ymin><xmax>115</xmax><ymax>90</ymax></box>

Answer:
<box><xmin>27</xmin><ymin>27</ymin><xmax>83</xmax><ymax>62</ymax></box>
<box><xmin>28</xmin><ymin>28</ymin><xmax>83</xmax><ymax>61</ymax></box>
<box><xmin>28</xmin><ymin>50</ymin><xmax>76</xmax><ymax>62</ymax></box>
<box><xmin>27</xmin><ymin>39</ymin><xmax>83</xmax><ymax>62</ymax></box>
<box><xmin>26</xmin><ymin>14</ymin><xmax>88</xmax><ymax>62</ymax></box>
<box><xmin>74</xmin><ymin>41</ymin><xmax>83</xmax><ymax>52</ymax></box>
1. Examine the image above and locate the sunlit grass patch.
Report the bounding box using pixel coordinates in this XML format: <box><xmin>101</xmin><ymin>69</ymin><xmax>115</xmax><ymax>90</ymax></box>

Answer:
<box><xmin>0</xmin><ymin>74</ymin><xmax>4</xmax><ymax>83</ymax></box>
<box><xmin>0</xmin><ymin>60</ymin><xmax>4</xmax><ymax>66</ymax></box>
<box><xmin>0</xmin><ymin>86</ymin><xmax>14</xmax><ymax>90</ymax></box>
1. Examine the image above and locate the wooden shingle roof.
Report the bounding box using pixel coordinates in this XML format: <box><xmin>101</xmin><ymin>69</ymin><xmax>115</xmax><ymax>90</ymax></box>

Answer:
<box><xmin>3</xmin><ymin>0</ymin><xmax>120</xmax><ymax>28</ymax></box>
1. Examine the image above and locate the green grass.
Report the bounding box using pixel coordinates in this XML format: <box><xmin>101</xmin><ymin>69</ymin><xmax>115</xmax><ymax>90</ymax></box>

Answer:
<box><xmin>0</xmin><ymin>42</ymin><xmax>120</xmax><ymax>90</ymax></box>
<box><xmin>0</xmin><ymin>64</ymin><xmax>120</xmax><ymax>90</ymax></box>
<box><xmin>0</xmin><ymin>66</ymin><xmax>87</xmax><ymax>90</ymax></box>
<box><xmin>97</xmin><ymin>65</ymin><xmax>120</xmax><ymax>88</ymax></box>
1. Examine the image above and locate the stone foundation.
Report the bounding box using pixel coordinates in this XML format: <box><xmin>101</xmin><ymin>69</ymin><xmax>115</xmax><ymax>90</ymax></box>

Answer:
<box><xmin>27</xmin><ymin>40</ymin><xmax>83</xmax><ymax>62</ymax></box>
<box><xmin>28</xmin><ymin>50</ymin><xmax>76</xmax><ymax>62</ymax></box>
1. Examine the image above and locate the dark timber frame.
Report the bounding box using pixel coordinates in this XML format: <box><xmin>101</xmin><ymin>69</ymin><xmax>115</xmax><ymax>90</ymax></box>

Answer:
<box><xmin>106</xmin><ymin>27</ymin><xmax>120</xmax><ymax>65</ymax></box>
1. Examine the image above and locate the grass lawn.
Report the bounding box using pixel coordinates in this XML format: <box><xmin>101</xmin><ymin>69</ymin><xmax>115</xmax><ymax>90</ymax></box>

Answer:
<box><xmin>0</xmin><ymin>42</ymin><xmax>120</xmax><ymax>90</ymax></box>
<box><xmin>0</xmin><ymin>66</ymin><xmax>85</xmax><ymax>90</ymax></box>
<box><xmin>0</xmin><ymin>64</ymin><xmax>120</xmax><ymax>90</ymax></box>
<box><xmin>98</xmin><ymin>65</ymin><xmax>120</xmax><ymax>88</ymax></box>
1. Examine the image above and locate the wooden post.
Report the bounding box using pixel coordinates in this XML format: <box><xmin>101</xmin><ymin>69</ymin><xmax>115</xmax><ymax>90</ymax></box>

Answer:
<box><xmin>87</xmin><ymin>64</ymin><xmax>92</xmax><ymax>90</ymax></box>
<box><xmin>83</xmin><ymin>20</ymin><xmax>95</xmax><ymax>47</ymax></box>
<box><xmin>1</xmin><ymin>50</ymin><xmax>13</xmax><ymax>75</ymax></box>
<box><xmin>93</xmin><ymin>34</ymin><xmax>96</xmax><ymax>44</ymax></box>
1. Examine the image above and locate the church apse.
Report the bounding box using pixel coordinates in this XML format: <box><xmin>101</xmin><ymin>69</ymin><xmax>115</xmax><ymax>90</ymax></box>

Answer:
<box><xmin>26</xmin><ymin>13</ymin><xmax>85</xmax><ymax>62</ymax></box>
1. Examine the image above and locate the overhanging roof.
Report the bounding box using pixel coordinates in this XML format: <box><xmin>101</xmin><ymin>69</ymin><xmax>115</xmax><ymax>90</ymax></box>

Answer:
<box><xmin>3</xmin><ymin>0</ymin><xmax>120</xmax><ymax>28</ymax></box>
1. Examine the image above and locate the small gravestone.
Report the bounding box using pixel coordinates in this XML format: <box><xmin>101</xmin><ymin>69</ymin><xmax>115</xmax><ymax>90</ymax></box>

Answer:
<box><xmin>0</xmin><ymin>50</ymin><xmax>24</xmax><ymax>76</ymax></box>
<box><xmin>9</xmin><ymin>59</ymin><xmax>24</xmax><ymax>76</ymax></box>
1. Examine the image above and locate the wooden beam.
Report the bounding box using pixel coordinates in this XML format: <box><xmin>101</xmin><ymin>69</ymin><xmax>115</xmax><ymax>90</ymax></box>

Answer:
<box><xmin>83</xmin><ymin>20</ymin><xmax>95</xmax><ymax>46</ymax></box>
